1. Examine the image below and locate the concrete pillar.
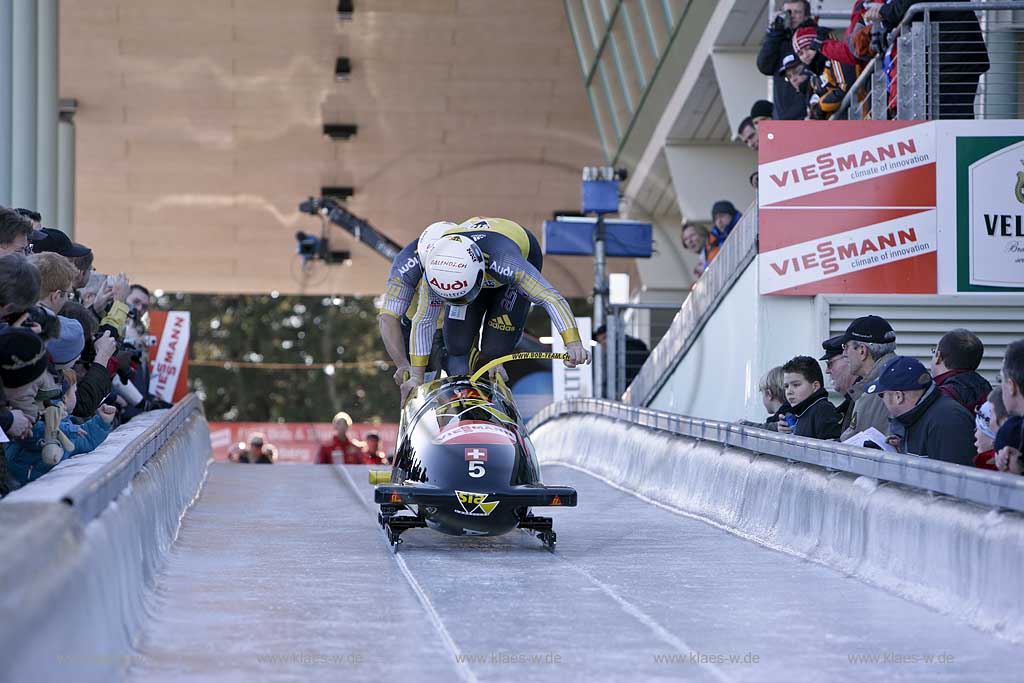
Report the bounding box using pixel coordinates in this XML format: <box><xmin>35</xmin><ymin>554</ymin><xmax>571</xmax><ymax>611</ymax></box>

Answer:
<box><xmin>663</xmin><ymin>142</ymin><xmax>755</xmax><ymax>222</ymax></box>
<box><xmin>10</xmin><ymin>0</ymin><xmax>37</xmax><ymax>210</ymax></box>
<box><xmin>0</xmin><ymin>0</ymin><xmax>13</xmax><ymax>207</ymax></box>
<box><xmin>710</xmin><ymin>48</ymin><xmax>766</xmax><ymax>139</ymax></box>
<box><xmin>36</xmin><ymin>0</ymin><xmax>58</xmax><ymax>224</ymax></box>
<box><xmin>57</xmin><ymin>109</ymin><xmax>75</xmax><ymax>237</ymax></box>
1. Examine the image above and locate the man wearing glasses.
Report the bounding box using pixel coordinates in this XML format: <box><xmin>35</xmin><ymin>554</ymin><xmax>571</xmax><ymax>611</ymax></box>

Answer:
<box><xmin>0</xmin><ymin>208</ymin><xmax>44</xmax><ymax>257</ymax></box>
<box><xmin>839</xmin><ymin>314</ymin><xmax>898</xmax><ymax>442</ymax></box>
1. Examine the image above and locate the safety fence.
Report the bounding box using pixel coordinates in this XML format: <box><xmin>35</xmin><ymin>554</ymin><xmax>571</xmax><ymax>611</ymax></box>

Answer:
<box><xmin>0</xmin><ymin>395</ymin><xmax>212</xmax><ymax>683</ymax></box>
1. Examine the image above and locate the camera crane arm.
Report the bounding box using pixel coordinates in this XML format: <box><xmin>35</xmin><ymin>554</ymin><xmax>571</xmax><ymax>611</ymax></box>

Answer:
<box><xmin>298</xmin><ymin>196</ymin><xmax>403</xmax><ymax>262</ymax></box>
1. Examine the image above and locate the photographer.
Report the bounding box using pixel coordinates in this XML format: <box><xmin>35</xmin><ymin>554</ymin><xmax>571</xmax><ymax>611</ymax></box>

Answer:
<box><xmin>756</xmin><ymin>1</ymin><xmax>829</xmax><ymax>120</ymax></box>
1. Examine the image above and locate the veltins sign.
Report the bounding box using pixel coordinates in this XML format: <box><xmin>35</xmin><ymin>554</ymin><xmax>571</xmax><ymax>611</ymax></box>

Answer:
<box><xmin>962</xmin><ymin>137</ymin><xmax>1024</xmax><ymax>289</ymax></box>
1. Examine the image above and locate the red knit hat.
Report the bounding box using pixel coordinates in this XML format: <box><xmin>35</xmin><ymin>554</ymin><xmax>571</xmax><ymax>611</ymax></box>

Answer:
<box><xmin>792</xmin><ymin>27</ymin><xmax>818</xmax><ymax>54</ymax></box>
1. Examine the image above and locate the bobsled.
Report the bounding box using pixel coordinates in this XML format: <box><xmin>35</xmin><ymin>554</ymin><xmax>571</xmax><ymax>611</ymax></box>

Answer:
<box><xmin>369</xmin><ymin>373</ymin><xmax>577</xmax><ymax>549</ymax></box>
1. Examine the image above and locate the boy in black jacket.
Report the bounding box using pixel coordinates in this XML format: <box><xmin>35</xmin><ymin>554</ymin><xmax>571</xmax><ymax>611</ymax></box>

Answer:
<box><xmin>778</xmin><ymin>356</ymin><xmax>843</xmax><ymax>441</ymax></box>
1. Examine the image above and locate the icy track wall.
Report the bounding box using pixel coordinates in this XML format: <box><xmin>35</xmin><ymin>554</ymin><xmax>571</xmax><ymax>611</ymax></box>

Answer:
<box><xmin>531</xmin><ymin>410</ymin><xmax>1024</xmax><ymax>644</ymax></box>
<box><xmin>0</xmin><ymin>395</ymin><xmax>211</xmax><ymax>683</ymax></box>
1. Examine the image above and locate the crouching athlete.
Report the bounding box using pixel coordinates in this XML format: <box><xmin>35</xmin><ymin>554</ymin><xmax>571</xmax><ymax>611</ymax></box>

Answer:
<box><xmin>378</xmin><ymin>217</ymin><xmax>589</xmax><ymax>399</ymax></box>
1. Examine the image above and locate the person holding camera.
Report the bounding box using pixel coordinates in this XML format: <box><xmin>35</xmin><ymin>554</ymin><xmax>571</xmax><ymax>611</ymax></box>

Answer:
<box><xmin>756</xmin><ymin>1</ymin><xmax>830</xmax><ymax>121</ymax></box>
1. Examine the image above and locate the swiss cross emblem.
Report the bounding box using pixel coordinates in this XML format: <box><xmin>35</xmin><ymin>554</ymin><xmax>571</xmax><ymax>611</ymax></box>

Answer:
<box><xmin>464</xmin><ymin>447</ymin><xmax>488</xmax><ymax>462</ymax></box>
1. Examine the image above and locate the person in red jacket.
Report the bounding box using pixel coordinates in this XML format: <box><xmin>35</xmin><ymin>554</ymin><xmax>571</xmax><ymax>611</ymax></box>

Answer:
<box><xmin>317</xmin><ymin>411</ymin><xmax>370</xmax><ymax>464</ymax></box>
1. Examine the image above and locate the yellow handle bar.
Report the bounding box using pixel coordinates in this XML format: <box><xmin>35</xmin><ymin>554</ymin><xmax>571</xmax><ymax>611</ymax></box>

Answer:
<box><xmin>469</xmin><ymin>352</ymin><xmax>570</xmax><ymax>384</ymax></box>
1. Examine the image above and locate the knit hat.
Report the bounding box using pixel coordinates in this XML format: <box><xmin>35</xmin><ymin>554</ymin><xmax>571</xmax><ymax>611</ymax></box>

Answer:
<box><xmin>47</xmin><ymin>316</ymin><xmax>85</xmax><ymax>365</ymax></box>
<box><xmin>750</xmin><ymin>99</ymin><xmax>774</xmax><ymax>120</ymax></box>
<box><xmin>792</xmin><ymin>26</ymin><xmax>819</xmax><ymax>54</ymax></box>
<box><xmin>0</xmin><ymin>327</ymin><xmax>49</xmax><ymax>388</ymax></box>
<box><xmin>711</xmin><ymin>200</ymin><xmax>738</xmax><ymax>218</ymax></box>
<box><xmin>975</xmin><ymin>401</ymin><xmax>996</xmax><ymax>440</ymax></box>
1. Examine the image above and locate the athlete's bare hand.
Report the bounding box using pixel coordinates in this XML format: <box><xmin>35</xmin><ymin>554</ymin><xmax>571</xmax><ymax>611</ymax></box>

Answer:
<box><xmin>393</xmin><ymin>365</ymin><xmax>411</xmax><ymax>386</ymax></box>
<box><xmin>400</xmin><ymin>376</ymin><xmax>422</xmax><ymax>404</ymax></box>
<box><xmin>564</xmin><ymin>340</ymin><xmax>590</xmax><ymax>368</ymax></box>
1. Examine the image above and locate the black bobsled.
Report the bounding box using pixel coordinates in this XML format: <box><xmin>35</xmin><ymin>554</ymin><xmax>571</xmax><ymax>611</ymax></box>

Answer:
<box><xmin>370</xmin><ymin>375</ymin><xmax>577</xmax><ymax>549</ymax></box>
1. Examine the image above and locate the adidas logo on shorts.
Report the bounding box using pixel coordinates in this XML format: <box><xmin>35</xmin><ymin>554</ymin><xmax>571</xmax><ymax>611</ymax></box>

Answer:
<box><xmin>487</xmin><ymin>314</ymin><xmax>516</xmax><ymax>332</ymax></box>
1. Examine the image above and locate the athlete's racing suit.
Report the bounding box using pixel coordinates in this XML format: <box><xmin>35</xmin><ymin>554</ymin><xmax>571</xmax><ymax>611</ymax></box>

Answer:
<box><xmin>379</xmin><ymin>217</ymin><xmax>582</xmax><ymax>379</ymax></box>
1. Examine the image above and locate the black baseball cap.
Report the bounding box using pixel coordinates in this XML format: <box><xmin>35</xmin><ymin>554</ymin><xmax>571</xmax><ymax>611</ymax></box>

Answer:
<box><xmin>843</xmin><ymin>315</ymin><xmax>896</xmax><ymax>345</ymax></box>
<box><xmin>31</xmin><ymin>228</ymin><xmax>92</xmax><ymax>258</ymax></box>
<box><xmin>819</xmin><ymin>334</ymin><xmax>845</xmax><ymax>361</ymax></box>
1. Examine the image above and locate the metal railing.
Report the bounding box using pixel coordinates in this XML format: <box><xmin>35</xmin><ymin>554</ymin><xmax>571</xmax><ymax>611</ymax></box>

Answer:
<box><xmin>601</xmin><ymin>302</ymin><xmax>680</xmax><ymax>398</ymax></box>
<box><xmin>528</xmin><ymin>398</ymin><xmax>1024</xmax><ymax>513</ymax></box>
<box><xmin>832</xmin><ymin>1</ymin><xmax>1022</xmax><ymax>120</ymax></box>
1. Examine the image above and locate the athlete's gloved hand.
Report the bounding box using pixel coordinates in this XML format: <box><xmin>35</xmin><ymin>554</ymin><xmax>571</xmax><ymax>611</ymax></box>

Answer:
<box><xmin>564</xmin><ymin>340</ymin><xmax>590</xmax><ymax>368</ymax></box>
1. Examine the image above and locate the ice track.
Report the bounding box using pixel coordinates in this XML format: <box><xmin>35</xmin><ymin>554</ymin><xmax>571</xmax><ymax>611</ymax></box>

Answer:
<box><xmin>127</xmin><ymin>463</ymin><xmax>1018</xmax><ymax>682</ymax></box>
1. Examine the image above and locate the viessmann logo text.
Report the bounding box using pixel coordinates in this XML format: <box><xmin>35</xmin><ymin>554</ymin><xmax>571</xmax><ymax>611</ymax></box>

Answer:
<box><xmin>769</xmin><ymin>137</ymin><xmax>922</xmax><ymax>188</ymax></box>
<box><xmin>760</xmin><ymin>125</ymin><xmax>935</xmax><ymax>205</ymax></box>
<box><xmin>769</xmin><ymin>227</ymin><xmax>925</xmax><ymax>277</ymax></box>
<box><xmin>760</xmin><ymin>210</ymin><xmax>937</xmax><ymax>293</ymax></box>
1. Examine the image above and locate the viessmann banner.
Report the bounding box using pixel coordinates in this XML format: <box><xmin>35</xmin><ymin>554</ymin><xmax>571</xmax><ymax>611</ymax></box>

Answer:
<box><xmin>758</xmin><ymin>121</ymin><xmax>938</xmax><ymax>296</ymax></box>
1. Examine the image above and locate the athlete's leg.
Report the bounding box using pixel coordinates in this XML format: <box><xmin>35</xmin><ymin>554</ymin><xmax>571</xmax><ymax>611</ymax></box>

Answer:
<box><xmin>479</xmin><ymin>285</ymin><xmax>531</xmax><ymax>363</ymax></box>
<box><xmin>442</xmin><ymin>291</ymin><xmax>492</xmax><ymax>375</ymax></box>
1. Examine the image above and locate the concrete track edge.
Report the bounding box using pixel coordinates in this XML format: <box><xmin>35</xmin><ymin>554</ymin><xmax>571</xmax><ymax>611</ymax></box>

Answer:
<box><xmin>531</xmin><ymin>413</ymin><xmax>1024</xmax><ymax>644</ymax></box>
<box><xmin>0</xmin><ymin>410</ymin><xmax>213</xmax><ymax>683</ymax></box>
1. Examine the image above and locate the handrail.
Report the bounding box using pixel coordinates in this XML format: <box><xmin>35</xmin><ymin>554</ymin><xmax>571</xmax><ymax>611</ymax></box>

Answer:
<box><xmin>528</xmin><ymin>398</ymin><xmax>1024</xmax><ymax>513</ymax></box>
<box><xmin>622</xmin><ymin>200</ymin><xmax>758</xmax><ymax>406</ymax></box>
<box><xmin>831</xmin><ymin>1</ymin><xmax>1017</xmax><ymax>120</ymax></box>
<box><xmin>60</xmin><ymin>394</ymin><xmax>206</xmax><ymax>524</ymax></box>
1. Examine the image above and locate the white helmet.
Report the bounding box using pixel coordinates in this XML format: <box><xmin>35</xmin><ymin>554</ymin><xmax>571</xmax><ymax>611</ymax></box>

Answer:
<box><xmin>417</xmin><ymin>221</ymin><xmax>457</xmax><ymax>262</ymax></box>
<box><xmin>424</xmin><ymin>235</ymin><xmax>485</xmax><ymax>304</ymax></box>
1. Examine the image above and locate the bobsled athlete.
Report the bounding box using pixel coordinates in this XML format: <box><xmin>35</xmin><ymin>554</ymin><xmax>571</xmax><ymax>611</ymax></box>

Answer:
<box><xmin>378</xmin><ymin>217</ymin><xmax>589</xmax><ymax>399</ymax></box>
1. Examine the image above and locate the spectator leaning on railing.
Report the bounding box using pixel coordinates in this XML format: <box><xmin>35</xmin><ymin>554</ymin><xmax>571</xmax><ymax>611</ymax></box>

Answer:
<box><xmin>792</xmin><ymin>26</ymin><xmax>858</xmax><ymax>119</ymax></box>
<box><xmin>821</xmin><ymin>334</ymin><xmax>856</xmax><ymax>433</ymax></box>
<box><xmin>840</xmin><ymin>315</ymin><xmax>897</xmax><ymax>441</ymax></box>
<box><xmin>777</xmin><ymin>355</ymin><xmax>843</xmax><ymax>440</ymax></box>
<box><xmin>867</xmin><ymin>356</ymin><xmax>975</xmax><ymax>466</ymax></box>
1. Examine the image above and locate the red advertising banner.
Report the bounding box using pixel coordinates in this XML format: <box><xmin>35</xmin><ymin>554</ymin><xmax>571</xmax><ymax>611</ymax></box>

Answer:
<box><xmin>146</xmin><ymin>310</ymin><xmax>190</xmax><ymax>402</ymax></box>
<box><xmin>758</xmin><ymin>121</ymin><xmax>938</xmax><ymax>296</ymax></box>
<box><xmin>208</xmin><ymin>422</ymin><xmax>399</xmax><ymax>464</ymax></box>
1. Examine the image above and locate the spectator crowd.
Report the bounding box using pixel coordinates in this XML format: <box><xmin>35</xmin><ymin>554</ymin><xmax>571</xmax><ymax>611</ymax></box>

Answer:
<box><xmin>747</xmin><ymin>314</ymin><xmax>1024</xmax><ymax>476</ymax></box>
<box><xmin>679</xmin><ymin>2</ymin><xmax>991</xmax><ymax>284</ymax></box>
<box><xmin>0</xmin><ymin>206</ymin><xmax>171</xmax><ymax>497</ymax></box>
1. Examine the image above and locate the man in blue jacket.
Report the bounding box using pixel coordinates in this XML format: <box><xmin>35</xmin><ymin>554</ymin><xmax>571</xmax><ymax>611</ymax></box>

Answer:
<box><xmin>866</xmin><ymin>356</ymin><xmax>975</xmax><ymax>466</ymax></box>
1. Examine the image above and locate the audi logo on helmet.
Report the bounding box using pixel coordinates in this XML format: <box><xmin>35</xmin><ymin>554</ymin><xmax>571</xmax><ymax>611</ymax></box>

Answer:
<box><xmin>429</xmin><ymin>277</ymin><xmax>469</xmax><ymax>292</ymax></box>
